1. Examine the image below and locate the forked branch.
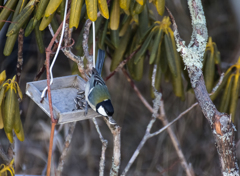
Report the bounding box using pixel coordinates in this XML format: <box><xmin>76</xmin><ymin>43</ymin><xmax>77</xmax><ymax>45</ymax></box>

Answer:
<box><xmin>167</xmin><ymin>0</ymin><xmax>239</xmax><ymax>174</ymax></box>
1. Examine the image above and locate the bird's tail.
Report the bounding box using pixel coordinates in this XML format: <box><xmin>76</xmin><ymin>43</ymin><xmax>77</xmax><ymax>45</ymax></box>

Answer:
<box><xmin>96</xmin><ymin>49</ymin><xmax>105</xmax><ymax>75</ymax></box>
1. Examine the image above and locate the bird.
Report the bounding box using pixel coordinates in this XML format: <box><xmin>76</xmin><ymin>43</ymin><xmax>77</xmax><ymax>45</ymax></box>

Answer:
<box><xmin>84</xmin><ymin>49</ymin><xmax>116</xmax><ymax>124</ymax></box>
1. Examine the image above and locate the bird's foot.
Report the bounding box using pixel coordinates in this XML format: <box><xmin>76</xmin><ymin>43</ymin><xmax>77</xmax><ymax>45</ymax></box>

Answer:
<box><xmin>106</xmin><ymin>116</ymin><xmax>116</xmax><ymax>125</ymax></box>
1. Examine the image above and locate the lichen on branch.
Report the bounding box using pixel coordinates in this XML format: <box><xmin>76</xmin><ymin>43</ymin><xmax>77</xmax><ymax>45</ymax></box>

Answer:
<box><xmin>167</xmin><ymin>0</ymin><xmax>239</xmax><ymax>175</ymax></box>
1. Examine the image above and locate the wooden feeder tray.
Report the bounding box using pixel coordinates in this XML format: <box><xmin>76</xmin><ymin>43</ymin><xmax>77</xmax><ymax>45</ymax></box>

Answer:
<box><xmin>26</xmin><ymin>75</ymin><xmax>101</xmax><ymax>124</ymax></box>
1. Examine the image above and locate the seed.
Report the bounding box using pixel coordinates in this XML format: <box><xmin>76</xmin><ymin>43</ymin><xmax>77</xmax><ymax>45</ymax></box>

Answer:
<box><xmin>77</xmin><ymin>95</ymin><xmax>84</xmax><ymax>100</ymax></box>
<box><xmin>78</xmin><ymin>101</ymin><xmax>83</xmax><ymax>107</ymax></box>
<box><xmin>74</xmin><ymin>98</ymin><xmax>78</xmax><ymax>104</ymax></box>
<box><xmin>77</xmin><ymin>90</ymin><xmax>85</xmax><ymax>95</ymax></box>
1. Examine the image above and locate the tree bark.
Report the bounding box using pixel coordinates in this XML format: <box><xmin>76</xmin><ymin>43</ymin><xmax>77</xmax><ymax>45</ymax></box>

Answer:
<box><xmin>166</xmin><ymin>0</ymin><xmax>239</xmax><ymax>174</ymax></box>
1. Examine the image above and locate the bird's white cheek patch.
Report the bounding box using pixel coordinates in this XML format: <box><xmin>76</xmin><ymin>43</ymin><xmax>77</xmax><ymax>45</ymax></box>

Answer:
<box><xmin>98</xmin><ymin>106</ymin><xmax>107</xmax><ymax>116</ymax></box>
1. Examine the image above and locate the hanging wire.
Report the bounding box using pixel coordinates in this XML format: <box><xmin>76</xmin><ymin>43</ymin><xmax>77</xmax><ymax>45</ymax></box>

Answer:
<box><xmin>93</xmin><ymin>21</ymin><xmax>95</xmax><ymax>68</ymax></box>
<box><xmin>41</xmin><ymin>0</ymin><xmax>69</xmax><ymax>99</ymax></box>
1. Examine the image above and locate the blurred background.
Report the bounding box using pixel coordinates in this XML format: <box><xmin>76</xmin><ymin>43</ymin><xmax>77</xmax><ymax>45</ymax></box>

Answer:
<box><xmin>0</xmin><ymin>0</ymin><xmax>240</xmax><ymax>175</ymax></box>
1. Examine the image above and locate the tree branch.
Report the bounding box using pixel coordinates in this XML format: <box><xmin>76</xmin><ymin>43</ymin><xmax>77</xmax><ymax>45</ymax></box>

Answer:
<box><xmin>0</xmin><ymin>144</ymin><xmax>11</xmax><ymax>165</ymax></box>
<box><xmin>159</xmin><ymin>100</ymin><xmax>195</xmax><ymax>176</ymax></box>
<box><xmin>121</xmin><ymin>62</ymin><xmax>226</xmax><ymax>175</ymax></box>
<box><xmin>105</xmin><ymin>47</ymin><xmax>141</xmax><ymax>81</ymax></box>
<box><xmin>7</xmin><ymin>137</ymin><xmax>14</xmax><ymax>166</ymax></box>
<box><xmin>121</xmin><ymin>65</ymin><xmax>162</xmax><ymax>176</ymax></box>
<box><xmin>48</xmin><ymin>24</ymin><xmax>86</xmax><ymax>81</ymax></box>
<box><xmin>103</xmin><ymin>117</ymin><xmax>121</xmax><ymax>176</ymax></box>
<box><xmin>16</xmin><ymin>28</ymin><xmax>24</xmax><ymax>84</ymax></box>
<box><xmin>167</xmin><ymin>0</ymin><xmax>239</xmax><ymax>174</ymax></box>
<box><xmin>122</xmin><ymin>68</ymin><xmax>154</xmax><ymax>113</ymax></box>
<box><xmin>49</xmin><ymin>13</ymin><xmax>119</xmax><ymax>176</ymax></box>
<box><xmin>45</xmin><ymin>11</ymin><xmax>71</xmax><ymax>176</ymax></box>
<box><xmin>56</xmin><ymin>122</ymin><xmax>76</xmax><ymax>176</ymax></box>
<box><xmin>82</xmin><ymin>12</ymin><xmax>100</xmax><ymax>75</ymax></box>
<box><xmin>34</xmin><ymin>44</ymin><xmax>58</xmax><ymax>81</ymax></box>
<box><xmin>92</xmin><ymin>118</ymin><xmax>108</xmax><ymax>176</ymax></box>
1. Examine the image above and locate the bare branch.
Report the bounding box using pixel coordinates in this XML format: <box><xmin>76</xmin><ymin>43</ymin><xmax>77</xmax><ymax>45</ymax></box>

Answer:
<box><xmin>45</xmin><ymin>11</ymin><xmax>72</xmax><ymax>176</ymax></box>
<box><xmin>105</xmin><ymin>47</ymin><xmax>141</xmax><ymax>81</ymax></box>
<box><xmin>64</xmin><ymin>23</ymin><xmax>70</xmax><ymax>47</ymax></box>
<box><xmin>103</xmin><ymin>117</ymin><xmax>121</xmax><ymax>176</ymax></box>
<box><xmin>210</xmin><ymin>73</ymin><xmax>224</xmax><ymax>95</ymax></box>
<box><xmin>34</xmin><ymin>44</ymin><xmax>58</xmax><ymax>81</ymax></box>
<box><xmin>121</xmin><ymin>67</ymin><xmax>162</xmax><ymax>175</ymax></box>
<box><xmin>82</xmin><ymin>12</ymin><xmax>100</xmax><ymax>75</ymax></box>
<box><xmin>0</xmin><ymin>143</ymin><xmax>11</xmax><ymax>165</ymax></box>
<box><xmin>149</xmin><ymin>102</ymin><xmax>198</xmax><ymax>138</ymax></box>
<box><xmin>122</xmin><ymin>68</ymin><xmax>154</xmax><ymax>113</ymax></box>
<box><xmin>121</xmin><ymin>65</ymin><xmax>197</xmax><ymax>176</ymax></box>
<box><xmin>16</xmin><ymin>28</ymin><xmax>24</xmax><ymax>84</ymax></box>
<box><xmin>82</xmin><ymin>19</ymin><xmax>93</xmax><ymax>74</ymax></box>
<box><xmin>7</xmin><ymin>137</ymin><xmax>14</xmax><ymax>165</ymax></box>
<box><xmin>68</xmin><ymin>28</ymin><xmax>73</xmax><ymax>45</ymax></box>
<box><xmin>158</xmin><ymin>101</ymin><xmax>195</xmax><ymax>176</ymax></box>
<box><xmin>167</xmin><ymin>0</ymin><xmax>239</xmax><ymax>174</ymax></box>
<box><xmin>92</xmin><ymin>118</ymin><xmax>108</xmax><ymax>176</ymax></box>
<box><xmin>56</xmin><ymin>122</ymin><xmax>76</xmax><ymax>176</ymax></box>
<box><xmin>48</xmin><ymin>24</ymin><xmax>86</xmax><ymax>81</ymax></box>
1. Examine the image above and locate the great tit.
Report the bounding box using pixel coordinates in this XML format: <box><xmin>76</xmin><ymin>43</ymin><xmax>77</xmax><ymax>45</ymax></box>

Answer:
<box><xmin>85</xmin><ymin>49</ymin><xmax>115</xmax><ymax>124</ymax></box>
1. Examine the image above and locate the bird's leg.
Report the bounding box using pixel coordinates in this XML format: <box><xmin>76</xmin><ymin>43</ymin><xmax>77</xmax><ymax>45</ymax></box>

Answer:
<box><xmin>84</xmin><ymin>100</ymin><xmax>89</xmax><ymax>116</ymax></box>
<box><xmin>106</xmin><ymin>116</ymin><xmax>116</xmax><ymax>125</ymax></box>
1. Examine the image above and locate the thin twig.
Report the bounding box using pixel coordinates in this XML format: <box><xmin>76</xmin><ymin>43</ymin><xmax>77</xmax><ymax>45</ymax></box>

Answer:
<box><xmin>34</xmin><ymin>61</ymin><xmax>46</xmax><ymax>81</ymax></box>
<box><xmin>56</xmin><ymin>122</ymin><xmax>76</xmax><ymax>176</ymax></box>
<box><xmin>83</xmin><ymin>21</ymin><xmax>93</xmax><ymax>74</ymax></box>
<box><xmin>121</xmin><ymin>62</ymin><xmax>225</xmax><ymax>175</ymax></box>
<box><xmin>149</xmin><ymin>103</ymin><xmax>198</xmax><ymax>138</ymax></box>
<box><xmin>82</xmin><ymin>12</ymin><xmax>100</xmax><ymax>75</ymax></box>
<box><xmin>159</xmin><ymin>160</ymin><xmax>181</xmax><ymax>175</ymax></box>
<box><xmin>7</xmin><ymin>137</ymin><xmax>14</xmax><ymax>165</ymax></box>
<box><xmin>0</xmin><ymin>144</ymin><xmax>11</xmax><ymax>165</ymax></box>
<box><xmin>122</xmin><ymin>68</ymin><xmax>154</xmax><ymax>113</ymax></box>
<box><xmin>68</xmin><ymin>28</ymin><xmax>73</xmax><ymax>45</ymax></box>
<box><xmin>121</xmin><ymin>66</ymin><xmax>162</xmax><ymax>176</ymax></box>
<box><xmin>48</xmin><ymin>24</ymin><xmax>86</xmax><ymax>80</ymax></box>
<box><xmin>92</xmin><ymin>118</ymin><xmax>108</xmax><ymax>176</ymax></box>
<box><xmin>46</xmin><ymin>123</ymin><xmax>56</xmax><ymax>176</ymax></box>
<box><xmin>103</xmin><ymin>117</ymin><xmax>121</xmax><ymax>176</ymax></box>
<box><xmin>210</xmin><ymin>73</ymin><xmax>224</xmax><ymax>95</ymax></box>
<box><xmin>16</xmin><ymin>28</ymin><xmax>24</xmax><ymax>84</ymax></box>
<box><xmin>122</xmin><ymin>65</ymin><xmax>224</xmax><ymax>138</ymax></box>
<box><xmin>34</xmin><ymin>44</ymin><xmax>58</xmax><ymax>81</ymax></box>
<box><xmin>0</xmin><ymin>6</ymin><xmax>15</xmax><ymax>11</ymax></box>
<box><xmin>105</xmin><ymin>47</ymin><xmax>141</xmax><ymax>81</ymax></box>
<box><xmin>159</xmin><ymin>100</ymin><xmax>195</xmax><ymax>176</ymax></box>
<box><xmin>64</xmin><ymin>23</ymin><xmax>70</xmax><ymax>47</ymax></box>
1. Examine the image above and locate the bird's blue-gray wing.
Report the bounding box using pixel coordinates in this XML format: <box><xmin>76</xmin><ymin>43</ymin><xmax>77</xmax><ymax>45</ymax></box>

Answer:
<box><xmin>96</xmin><ymin>49</ymin><xmax>105</xmax><ymax>75</ymax></box>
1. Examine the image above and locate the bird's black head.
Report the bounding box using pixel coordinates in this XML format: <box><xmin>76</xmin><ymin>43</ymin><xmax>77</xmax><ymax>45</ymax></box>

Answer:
<box><xmin>96</xmin><ymin>99</ymin><xmax>114</xmax><ymax>116</ymax></box>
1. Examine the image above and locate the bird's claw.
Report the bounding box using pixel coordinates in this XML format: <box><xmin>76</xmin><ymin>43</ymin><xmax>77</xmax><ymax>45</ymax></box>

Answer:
<box><xmin>106</xmin><ymin>116</ymin><xmax>116</xmax><ymax>125</ymax></box>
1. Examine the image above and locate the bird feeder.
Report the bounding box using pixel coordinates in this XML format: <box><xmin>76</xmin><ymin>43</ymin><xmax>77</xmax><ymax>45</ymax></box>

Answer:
<box><xmin>26</xmin><ymin>75</ymin><xmax>101</xmax><ymax>124</ymax></box>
